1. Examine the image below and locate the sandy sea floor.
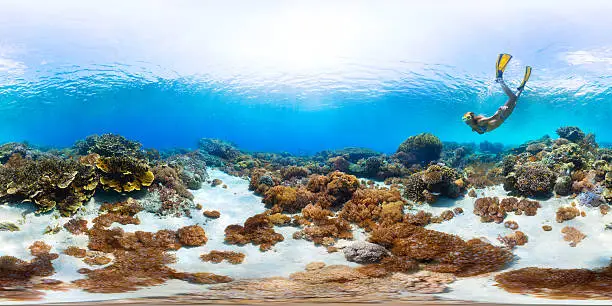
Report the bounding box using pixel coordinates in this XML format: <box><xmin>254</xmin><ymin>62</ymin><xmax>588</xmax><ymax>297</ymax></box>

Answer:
<box><xmin>1</xmin><ymin>169</ymin><xmax>611</xmax><ymax>305</ymax></box>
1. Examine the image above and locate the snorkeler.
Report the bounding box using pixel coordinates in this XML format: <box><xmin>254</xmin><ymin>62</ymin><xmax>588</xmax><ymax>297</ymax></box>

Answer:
<box><xmin>463</xmin><ymin>53</ymin><xmax>532</xmax><ymax>134</ymax></box>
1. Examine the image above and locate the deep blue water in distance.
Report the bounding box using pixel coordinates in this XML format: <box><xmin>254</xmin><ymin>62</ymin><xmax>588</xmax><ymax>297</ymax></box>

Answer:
<box><xmin>1</xmin><ymin>1</ymin><xmax>612</xmax><ymax>154</ymax></box>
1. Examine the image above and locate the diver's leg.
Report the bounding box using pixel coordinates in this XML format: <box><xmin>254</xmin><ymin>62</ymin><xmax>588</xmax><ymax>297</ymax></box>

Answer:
<box><xmin>498</xmin><ymin>78</ymin><xmax>517</xmax><ymax>100</ymax></box>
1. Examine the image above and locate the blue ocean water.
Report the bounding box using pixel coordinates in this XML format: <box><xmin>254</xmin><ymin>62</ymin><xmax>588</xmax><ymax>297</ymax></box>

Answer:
<box><xmin>1</xmin><ymin>1</ymin><xmax>612</xmax><ymax>154</ymax></box>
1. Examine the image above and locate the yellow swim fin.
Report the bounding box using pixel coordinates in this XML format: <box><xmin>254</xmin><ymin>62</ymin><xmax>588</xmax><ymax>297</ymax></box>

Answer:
<box><xmin>495</xmin><ymin>53</ymin><xmax>512</xmax><ymax>79</ymax></box>
<box><xmin>517</xmin><ymin>66</ymin><xmax>532</xmax><ymax>92</ymax></box>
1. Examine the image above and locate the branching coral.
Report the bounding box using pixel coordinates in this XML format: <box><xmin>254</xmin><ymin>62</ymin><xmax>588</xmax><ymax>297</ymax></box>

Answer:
<box><xmin>96</xmin><ymin>156</ymin><xmax>154</xmax><ymax>193</ymax></box>
<box><xmin>0</xmin><ymin>155</ymin><xmax>98</xmax><ymax>215</ymax></box>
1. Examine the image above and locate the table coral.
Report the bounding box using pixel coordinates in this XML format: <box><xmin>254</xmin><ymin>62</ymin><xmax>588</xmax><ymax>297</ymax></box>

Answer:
<box><xmin>96</xmin><ymin>156</ymin><xmax>154</xmax><ymax>192</ymax></box>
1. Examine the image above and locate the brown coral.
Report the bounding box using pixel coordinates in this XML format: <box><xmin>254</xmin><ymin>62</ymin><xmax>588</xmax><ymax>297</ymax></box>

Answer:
<box><xmin>203</xmin><ymin>210</ymin><xmax>221</xmax><ymax>218</ymax></box>
<box><xmin>474</xmin><ymin>197</ymin><xmax>506</xmax><ymax>223</ymax></box>
<box><xmin>561</xmin><ymin>226</ymin><xmax>586</xmax><ymax>247</ymax></box>
<box><xmin>64</xmin><ymin>246</ymin><xmax>87</xmax><ymax>258</ymax></box>
<box><xmin>0</xmin><ymin>242</ymin><xmax>61</xmax><ymax>301</ymax></box>
<box><xmin>294</xmin><ymin>204</ymin><xmax>353</xmax><ymax>245</ymax></box>
<box><xmin>200</xmin><ymin>251</ymin><xmax>245</xmax><ymax>264</ymax></box>
<box><xmin>495</xmin><ymin>264</ymin><xmax>612</xmax><ymax>299</ymax></box>
<box><xmin>556</xmin><ymin>206</ymin><xmax>581</xmax><ymax>223</ymax></box>
<box><xmin>177</xmin><ymin>225</ymin><xmax>208</xmax><ymax>246</ymax></box>
<box><xmin>76</xmin><ymin>224</ymin><xmax>230</xmax><ymax>293</ymax></box>
<box><xmin>263</xmin><ymin>186</ymin><xmax>316</xmax><ymax>213</ymax></box>
<box><xmin>224</xmin><ymin>213</ymin><xmax>284</xmax><ymax>251</ymax></box>
<box><xmin>497</xmin><ymin>231</ymin><xmax>528</xmax><ymax>248</ymax></box>
<box><xmin>339</xmin><ymin>188</ymin><xmax>405</xmax><ymax>229</ymax></box>
<box><xmin>504</xmin><ymin>220</ymin><xmax>519</xmax><ymax>230</ymax></box>
<box><xmin>369</xmin><ymin>223</ymin><xmax>513</xmax><ymax>276</ymax></box>
<box><xmin>63</xmin><ymin>219</ymin><xmax>88</xmax><ymax>235</ymax></box>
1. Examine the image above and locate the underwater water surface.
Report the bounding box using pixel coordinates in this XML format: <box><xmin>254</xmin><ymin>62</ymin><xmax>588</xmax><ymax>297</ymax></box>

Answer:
<box><xmin>1</xmin><ymin>0</ymin><xmax>612</xmax><ymax>153</ymax></box>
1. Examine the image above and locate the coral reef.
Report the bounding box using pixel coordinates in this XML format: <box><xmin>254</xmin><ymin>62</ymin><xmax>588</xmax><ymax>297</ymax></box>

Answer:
<box><xmin>263</xmin><ymin>186</ymin><xmax>316</xmax><ymax>213</ymax></box>
<box><xmin>0</xmin><ymin>155</ymin><xmax>98</xmax><ymax>215</ymax></box>
<box><xmin>198</xmin><ymin>138</ymin><xmax>240</xmax><ymax>160</ymax></box>
<box><xmin>200</xmin><ymin>251</ymin><xmax>245</xmax><ymax>264</ymax></box>
<box><xmin>473</xmin><ymin>197</ymin><xmax>540</xmax><ymax>223</ymax></box>
<box><xmin>396</xmin><ymin>133</ymin><xmax>443</xmax><ymax>165</ymax></box>
<box><xmin>294</xmin><ymin>204</ymin><xmax>353</xmax><ymax>246</ymax></box>
<box><xmin>556</xmin><ymin>126</ymin><xmax>586</xmax><ymax>142</ymax></box>
<box><xmin>0</xmin><ymin>242</ymin><xmax>62</xmax><ymax>301</ymax></box>
<box><xmin>402</xmin><ymin>164</ymin><xmax>464</xmax><ymax>203</ymax></box>
<box><xmin>74</xmin><ymin>134</ymin><xmax>145</xmax><ymax>159</ymax></box>
<box><xmin>177</xmin><ymin>225</ymin><xmax>208</xmax><ymax>246</ymax></box>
